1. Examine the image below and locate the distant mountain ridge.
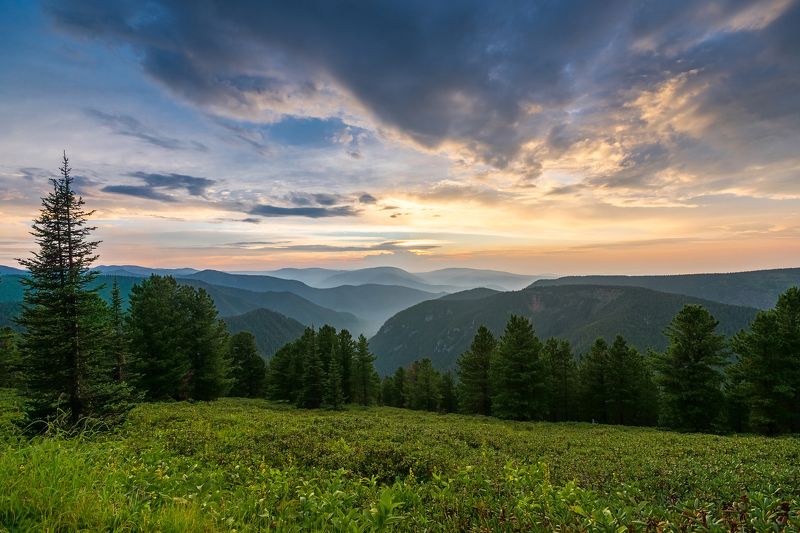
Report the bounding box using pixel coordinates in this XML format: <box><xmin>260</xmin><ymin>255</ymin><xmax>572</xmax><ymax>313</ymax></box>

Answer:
<box><xmin>532</xmin><ymin>268</ymin><xmax>800</xmax><ymax>310</ymax></box>
<box><xmin>223</xmin><ymin>308</ymin><xmax>306</xmax><ymax>358</ymax></box>
<box><xmin>369</xmin><ymin>284</ymin><xmax>758</xmax><ymax>374</ymax></box>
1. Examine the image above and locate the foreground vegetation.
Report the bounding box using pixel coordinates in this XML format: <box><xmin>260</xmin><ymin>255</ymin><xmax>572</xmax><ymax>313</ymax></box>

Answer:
<box><xmin>2</xmin><ymin>391</ymin><xmax>799</xmax><ymax>531</ymax></box>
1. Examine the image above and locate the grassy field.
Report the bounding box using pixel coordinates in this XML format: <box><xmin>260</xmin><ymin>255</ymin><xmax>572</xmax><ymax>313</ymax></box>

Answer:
<box><xmin>1</xmin><ymin>390</ymin><xmax>799</xmax><ymax>531</ymax></box>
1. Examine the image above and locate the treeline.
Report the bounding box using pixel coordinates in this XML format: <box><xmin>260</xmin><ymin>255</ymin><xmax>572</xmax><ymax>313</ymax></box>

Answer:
<box><xmin>265</xmin><ymin>326</ymin><xmax>379</xmax><ymax>409</ymax></box>
<box><xmin>382</xmin><ymin>293</ymin><xmax>800</xmax><ymax>435</ymax></box>
<box><xmin>0</xmin><ymin>155</ymin><xmax>275</xmax><ymax>429</ymax></box>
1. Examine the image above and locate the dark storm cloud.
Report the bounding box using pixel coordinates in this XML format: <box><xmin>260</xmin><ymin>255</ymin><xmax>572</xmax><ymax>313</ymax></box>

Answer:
<box><xmin>84</xmin><ymin>108</ymin><xmax>207</xmax><ymax>151</ymax></box>
<box><xmin>249</xmin><ymin>205</ymin><xmax>357</xmax><ymax>218</ymax></box>
<box><xmin>47</xmin><ymin>0</ymin><xmax>800</xmax><ymax>192</ymax></box>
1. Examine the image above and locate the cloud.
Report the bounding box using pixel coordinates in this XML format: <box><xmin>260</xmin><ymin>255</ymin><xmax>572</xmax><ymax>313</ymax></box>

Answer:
<box><xmin>286</xmin><ymin>192</ymin><xmax>341</xmax><ymax>207</ymax></box>
<box><xmin>102</xmin><ymin>184</ymin><xmax>177</xmax><ymax>202</ymax></box>
<box><xmin>84</xmin><ymin>108</ymin><xmax>207</xmax><ymax>151</ymax></box>
<box><xmin>128</xmin><ymin>172</ymin><xmax>216</xmax><ymax>197</ymax></box>
<box><xmin>358</xmin><ymin>193</ymin><xmax>377</xmax><ymax>204</ymax></box>
<box><xmin>46</xmin><ymin>0</ymin><xmax>800</xmax><ymax>205</ymax></box>
<box><xmin>102</xmin><ymin>171</ymin><xmax>216</xmax><ymax>202</ymax></box>
<box><xmin>249</xmin><ymin>204</ymin><xmax>357</xmax><ymax>218</ymax></box>
<box><xmin>229</xmin><ymin>240</ymin><xmax>438</xmax><ymax>252</ymax></box>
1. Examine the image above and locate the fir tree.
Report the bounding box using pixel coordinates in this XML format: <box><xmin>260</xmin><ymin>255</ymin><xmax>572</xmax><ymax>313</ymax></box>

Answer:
<box><xmin>406</xmin><ymin>358</ymin><xmax>441</xmax><ymax>411</ymax></box>
<box><xmin>228</xmin><ymin>331</ymin><xmax>266</xmax><ymax>398</ymax></box>
<box><xmin>299</xmin><ymin>330</ymin><xmax>324</xmax><ymax>408</ymax></box>
<box><xmin>352</xmin><ymin>334</ymin><xmax>378</xmax><ymax>405</ymax></box>
<box><xmin>732</xmin><ymin>287</ymin><xmax>800</xmax><ymax>433</ymax></box>
<box><xmin>439</xmin><ymin>371</ymin><xmax>458</xmax><ymax>413</ymax></box>
<box><xmin>456</xmin><ymin>325</ymin><xmax>495</xmax><ymax>415</ymax></box>
<box><xmin>323</xmin><ymin>345</ymin><xmax>344</xmax><ymax>410</ymax></box>
<box><xmin>338</xmin><ymin>329</ymin><xmax>356</xmax><ymax>403</ymax></box>
<box><xmin>489</xmin><ymin>315</ymin><xmax>545</xmax><ymax>420</ymax></box>
<box><xmin>0</xmin><ymin>327</ymin><xmax>22</xmax><ymax>388</ymax></box>
<box><xmin>108</xmin><ymin>277</ymin><xmax>128</xmax><ymax>383</ymax></box>
<box><xmin>542</xmin><ymin>338</ymin><xmax>578</xmax><ymax>422</ymax></box>
<box><xmin>655</xmin><ymin>304</ymin><xmax>728</xmax><ymax>432</ymax></box>
<box><xmin>578</xmin><ymin>338</ymin><xmax>609</xmax><ymax>423</ymax></box>
<box><xmin>16</xmin><ymin>153</ymin><xmax>132</xmax><ymax>425</ymax></box>
<box><xmin>184</xmin><ymin>287</ymin><xmax>232</xmax><ymax>400</ymax></box>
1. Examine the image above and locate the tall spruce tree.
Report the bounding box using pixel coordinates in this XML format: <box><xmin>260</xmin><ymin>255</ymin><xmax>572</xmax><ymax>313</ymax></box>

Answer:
<box><xmin>299</xmin><ymin>329</ymin><xmax>324</xmax><ymax>408</ymax></box>
<box><xmin>732</xmin><ymin>287</ymin><xmax>800</xmax><ymax>434</ymax></box>
<box><xmin>323</xmin><ymin>345</ymin><xmax>344</xmax><ymax>410</ymax></box>
<box><xmin>17</xmin><ymin>153</ymin><xmax>132</xmax><ymax>425</ymax></box>
<box><xmin>228</xmin><ymin>331</ymin><xmax>266</xmax><ymax>398</ymax></box>
<box><xmin>352</xmin><ymin>334</ymin><xmax>378</xmax><ymax>405</ymax></box>
<box><xmin>337</xmin><ymin>329</ymin><xmax>355</xmax><ymax>402</ymax></box>
<box><xmin>0</xmin><ymin>327</ymin><xmax>22</xmax><ymax>388</ymax></box>
<box><xmin>656</xmin><ymin>304</ymin><xmax>728</xmax><ymax>432</ymax></box>
<box><xmin>542</xmin><ymin>338</ymin><xmax>578</xmax><ymax>422</ymax></box>
<box><xmin>108</xmin><ymin>278</ymin><xmax>128</xmax><ymax>383</ymax></box>
<box><xmin>439</xmin><ymin>371</ymin><xmax>458</xmax><ymax>413</ymax></box>
<box><xmin>489</xmin><ymin>315</ymin><xmax>545</xmax><ymax>420</ymax></box>
<box><xmin>456</xmin><ymin>325</ymin><xmax>496</xmax><ymax>415</ymax></box>
<box><xmin>406</xmin><ymin>358</ymin><xmax>441</xmax><ymax>411</ymax></box>
<box><xmin>128</xmin><ymin>276</ymin><xmax>192</xmax><ymax>400</ymax></box>
<box><xmin>578</xmin><ymin>338</ymin><xmax>609</xmax><ymax>423</ymax></box>
<box><xmin>184</xmin><ymin>287</ymin><xmax>232</xmax><ymax>400</ymax></box>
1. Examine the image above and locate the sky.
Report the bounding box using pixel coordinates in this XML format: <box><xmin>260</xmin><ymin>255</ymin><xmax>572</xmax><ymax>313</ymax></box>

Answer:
<box><xmin>0</xmin><ymin>0</ymin><xmax>798</xmax><ymax>275</ymax></box>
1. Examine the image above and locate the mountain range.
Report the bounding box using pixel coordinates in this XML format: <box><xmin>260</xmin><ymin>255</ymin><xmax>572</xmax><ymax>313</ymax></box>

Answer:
<box><xmin>369</xmin><ymin>284</ymin><xmax>759</xmax><ymax>374</ymax></box>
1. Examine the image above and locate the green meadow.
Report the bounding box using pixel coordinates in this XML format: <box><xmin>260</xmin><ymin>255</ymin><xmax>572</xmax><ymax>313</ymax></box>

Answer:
<box><xmin>1</xmin><ymin>390</ymin><xmax>799</xmax><ymax>532</ymax></box>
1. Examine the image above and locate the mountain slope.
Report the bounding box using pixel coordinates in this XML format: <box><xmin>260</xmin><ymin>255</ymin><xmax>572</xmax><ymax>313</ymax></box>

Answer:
<box><xmin>223</xmin><ymin>308</ymin><xmax>306</xmax><ymax>358</ymax></box>
<box><xmin>370</xmin><ymin>284</ymin><xmax>758</xmax><ymax>374</ymax></box>
<box><xmin>317</xmin><ymin>267</ymin><xmax>456</xmax><ymax>292</ymax></box>
<box><xmin>531</xmin><ymin>268</ymin><xmax>800</xmax><ymax>310</ymax></box>
<box><xmin>0</xmin><ymin>274</ymin><xmax>362</xmax><ymax>333</ymax></box>
<box><xmin>184</xmin><ymin>270</ymin><xmax>441</xmax><ymax>334</ymax></box>
<box><xmin>416</xmin><ymin>268</ymin><xmax>544</xmax><ymax>291</ymax></box>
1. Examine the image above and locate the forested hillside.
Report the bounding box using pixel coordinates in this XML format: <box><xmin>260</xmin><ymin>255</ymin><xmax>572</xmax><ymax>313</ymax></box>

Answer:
<box><xmin>223</xmin><ymin>308</ymin><xmax>306</xmax><ymax>358</ymax></box>
<box><xmin>532</xmin><ymin>268</ymin><xmax>800</xmax><ymax>309</ymax></box>
<box><xmin>370</xmin><ymin>284</ymin><xmax>757</xmax><ymax>373</ymax></box>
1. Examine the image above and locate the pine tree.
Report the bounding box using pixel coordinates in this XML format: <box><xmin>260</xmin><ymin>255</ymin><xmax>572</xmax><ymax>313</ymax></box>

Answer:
<box><xmin>489</xmin><ymin>315</ymin><xmax>544</xmax><ymax>420</ymax></box>
<box><xmin>299</xmin><ymin>330</ymin><xmax>324</xmax><ymax>408</ymax></box>
<box><xmin>655</xmin><ymin>304</ymin><xmax>728</xmax><ymax>432</ymax></box>
<box><xmin>456</xmin><ymin>325</ymin><xmax>495</xmax><ymax>415</ymax></box>
<box><xmin>16</xmin><ymin>153</ymin><xmax>132</xmax><ymax>425</ymax></box>
<box><xmin>128</xmin><ymin>276</ymin><xmax>192</xmax><ymax>400</ymax></box>
<box><xmin>184</xmin><ymin>287</ymin><xmax>232</xmax><ymax>400</ymax></box>
<box><xmin>439</xmin><ymin>371</ymin><xmax>458</xmax><ymax>413</ymax></box>
<box><xmin>337</xmin><ymin>329</ymin><xmax>355</xmax><ymax>402</ymax></box>
<box><xmin>108</xmin><ymin>277</ymin><xmax>128</xmax><ymax>383</ymax></box>
<box><xmin>352</xmin><ymin>334</ymin><xmax>378</xmax><ymax>405</ymax></box>
<box><xmin>542</xmin><ymin>338</ymin><xmax>578</xmax><ymax>422</ymax></box>
<box><xmin>578</xmin><ymin>338</ymin><xmax>609</xmax><ymax>423</ymax></box>
<box><xmin>406</xmin><ymin>358</ymin><xmax>441</xmax><ymax>411</ymax></box>
<box><xmin>732</xmin><ymin>287</ymin><xmax>800</xmax><ymax>433</ymax></box>
<box><xmin>228</xmin><ymin>331</ymin><xmax>266</xmax><ymax>398</ymax></box>
<box><xmin>323</xmin><ymin>346</ymin><xmax>344</xmax><ymax>410</ymax></box>
<box><xmin>0</xmin><ymin>327</ymin><xmax>22</xmax><ymax>388</ymax></box>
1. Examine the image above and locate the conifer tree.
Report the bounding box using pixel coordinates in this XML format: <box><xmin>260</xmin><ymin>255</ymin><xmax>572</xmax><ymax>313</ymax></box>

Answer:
<box><xmin>184</xmin><ymin>287</ymin><xmax>232</xmax><ymax>400</ymax></box>
<box><xmin>578</xmin><ymin>338</ymin><xmax>609</xmax><ymax>423</ymax></box>
<box><xmin>108</xmin><ymin>277</ymin><xmax>128</xmax><ymax>383</ymax></box>
<box><xmin>17</xmin><ymin>153</ymin><xmax>132</xmax><ymax>425</ymax></box>
<box><xmin>0</xmin><ymin>327</ymin><xmax>22</xmax><ymax>388</ymax></box>
<box><xmin>542</xmin><ymin>338</ymin><xmax>578</xmax><ymax>422</ymax></box>
<box><xmin>352</xmin><ymin>334</ymin><xmax>378</xmax><ymax>405</ymax></box>
<box><xmin>406</xmin><ymin>358</ymin><xmax>441</xmax><ymax>411</ymax></box>
<box><xmin>228</xmin><ymin>331</ymin><xmax>266</xmax><ymax>398</ymax></box>
<box><xmin>323</xmin><ymin>346</ymin><xmax>344</xmax><ymax>410</ymax></box>
<box><xmin>299</xmin><ymin>330</ymin><xmax>324</xmax><ymax>408</ymax></box>
<box><xmin>732</xmin><ymin>287</ymin><xmax>800</xmax><ymax>433</ymax></box>
<box><xmin>337</xmin><ymin>329</ymin><xmax>355</xmax><ymax>402</ymax></box>
<box><xmin>489</xmin><ymin>315</ymin><xmax>544</xmax><ymax>420</ymax></box>
<box><xmin>655</xmin><ymin>304</ymin><xmax>728</xmax><ymax>431</ymax></box>
<box><xmin>128</xmin><ymin>276</ymin><xmax>192</xmax><ymax>400</ymax></box>
<box><xmin>439</xmin><ymin>371</ymin><xmax>458</xmax><ymax>413</ymax></box>
<box><xmin>456</xmin><ymin>325</ymin><xmax>495</xmax><ymax>415</ymax></box>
